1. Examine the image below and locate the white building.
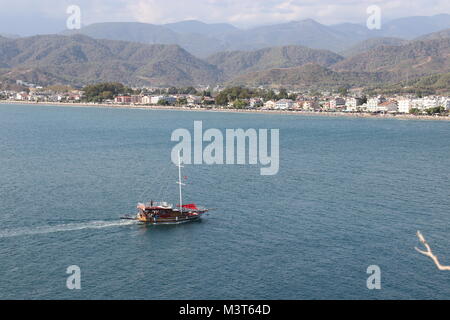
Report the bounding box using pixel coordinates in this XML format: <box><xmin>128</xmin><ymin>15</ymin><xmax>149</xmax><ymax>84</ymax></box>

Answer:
<box><xmin>345</xmin><ymin>104</ymin><xmax>358</xmax><ymax>112</ymax></box>
<box><xmin>401</xmin><ymin>97</ymin><xmax>441</xmax><ymax>111</ymax></box>
<box><xmin>275</xmin><ymin>99</ymin><xmax>294</xmax><ymax>110</ymax></box>
<box><xmin>421</xmin><ymin>98</ymin><xmax>439</xmax><ymax>110</ymax></box>
<box><xmin>150</xmin><ymin>95</ymin><xmax>177</xmax><ymax>105</ymax></box>
<box><xmin>263</xmin><ymin>100</ymin><xmax>276</xmax><ymax>109</ymax></box>
<box><xmin>367</xmin><ymin>97</ymin><xmax>386</xmax><ymax>109</ymax></box>
<box><xmin>150</xmin><ymin>95</ymin><xmax>162</xmax><ymax>104</ymax></box>
<box><xmin>367</xmin><ymin>100</ymin><xmax>398</xmax><ymax>113</ymax></box>
<box><xmin>443</xmin><ymin>98</ymin><xmax>450</xmax><ymax>110</ymax></box>
<box><xmin>141</xmin><ymin>96</ymin><xmax>152</xmax><ymax>104</ymax></box>
<box><xmin>345</xmin><ymin>97</ymin><xmax>363</xmax><ymax>108</ymax></box>
<box><xmin>345</xmin><ymin>97</ymin><xmax>364</xmax><ymax>112</ymax></box>
<box><xmin>15</xmin><ymin>92</ymin><xmax>28</xmax><ymax>100</ymax></box>
<box><xmin>398</xmin><ymin>99</ymin><xmax>412</xmax><ymax>113</ymax></box>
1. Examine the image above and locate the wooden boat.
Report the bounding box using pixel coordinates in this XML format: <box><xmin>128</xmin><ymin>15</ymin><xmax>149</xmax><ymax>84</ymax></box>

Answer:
<box><xmin>133</xmin><ymin>202</ymin><xmax>207</xmax><ymax>225</ymax></box>
<box><xmin>122</xmin><ymin>151</ymin><xmax>208</xmax><ymax>225</ymax></box>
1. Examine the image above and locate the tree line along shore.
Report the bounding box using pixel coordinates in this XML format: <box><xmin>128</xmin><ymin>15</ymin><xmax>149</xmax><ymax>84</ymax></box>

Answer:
<box><xmin>1</xmin><ymin>83</ymin><xmax>450</xmax><ymax>120</ymax></box>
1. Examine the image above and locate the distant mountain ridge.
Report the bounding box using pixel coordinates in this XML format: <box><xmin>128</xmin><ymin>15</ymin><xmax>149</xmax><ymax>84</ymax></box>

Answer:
<box><xmin>64</xmin><ymin>15</ymin><xmax>450</xmax><ymax>57</ymax></box>
<box><xmin>380</xmin><ymin>14</ymin><xmax>450</xmax><ymax>39</ymax></box>
<box><xmin>0</xmin><ymin>34</ymin><xmax>221</xmax><ymax>87</ymax></box>
<box><xmin>163</xmin><ymin>20</ymin><xmax>239</xmax><ymax>36</ymax></box>
<box><xmin>63</xmin><ymin>22</ymin><xmax>228</xmax><ymax>57</ymax></box>
<box><xmin>2</xmin><ymin>27</ymin><xmax>450</xmax><ymax>90</ymax></box>
<box><xmin>219</xmin><ymin>19</ymin><xmax>364</xmax><ymax>53</ymax></box>
<box><xmin>332</xmin><ymin>38</ymin><xmax>450</xmax><ymax>77</ymax></box>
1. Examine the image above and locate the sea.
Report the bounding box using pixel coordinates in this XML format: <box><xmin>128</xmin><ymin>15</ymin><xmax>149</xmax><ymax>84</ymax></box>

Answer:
<box><xmin>0</xmin><ymin>103</ymin><xmax>449</xmax><ymax>299</ymax></box>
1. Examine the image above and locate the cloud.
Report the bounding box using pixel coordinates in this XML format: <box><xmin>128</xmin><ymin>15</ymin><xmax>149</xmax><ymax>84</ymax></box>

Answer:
<box><xmin>0</xmin><ymin>0</ymin><xmax>449</xmax><ymax>33</ymax></box>
<box><xmin>122</xmin><ymin>0</ymin><xmax>450</xmax><ymax>26</ymax></box>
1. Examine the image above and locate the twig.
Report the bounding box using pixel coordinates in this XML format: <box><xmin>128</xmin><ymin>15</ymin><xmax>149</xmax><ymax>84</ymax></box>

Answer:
<box><xmin>415</xmin><ymin>231</ymin><xmax>450</xmax><ymax>271</ymax></box>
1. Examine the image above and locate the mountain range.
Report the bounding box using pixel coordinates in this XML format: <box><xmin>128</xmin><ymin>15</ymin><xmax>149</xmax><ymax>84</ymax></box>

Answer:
<box><xmin>1</xmin><ymin>15</ymin><xmax>450</xmax><ymax>90</ymax></box>
<box><xmin>0</xmin><ymin>34</ymin><xmax>220</xmax><ymax>87</ymax></box>
<box><xmin>62</xmin><ymin>15</ymin><xmax>450</xmax><ymax>57</ymax></box>
<box><xmin>206</xmin><ymin>46</ymin><xmax>344</xmax><ymax>80</ymax></box>
<box><xmin>229</xmin><ymin>64</ymin><xmax>393</xmax><ymax>90</ymax></box>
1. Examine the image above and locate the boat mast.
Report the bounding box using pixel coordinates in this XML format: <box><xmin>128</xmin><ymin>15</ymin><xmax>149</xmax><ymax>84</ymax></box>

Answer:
<box><xmin>177</xmin><ymin>150</ymin><xmax>185</xmax><ymax>213</ymax></box>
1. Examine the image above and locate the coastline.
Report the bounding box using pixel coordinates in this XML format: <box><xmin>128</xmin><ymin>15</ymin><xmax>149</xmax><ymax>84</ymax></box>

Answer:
<box><xmin>1</xmin><ymin>100</ymin><xmax>449</xmax><ymax>121</ymax></box>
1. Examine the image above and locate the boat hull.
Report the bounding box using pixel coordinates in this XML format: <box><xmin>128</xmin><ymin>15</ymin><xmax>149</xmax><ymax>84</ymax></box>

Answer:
<box><xmin>136</xmin><ymin>212</ymin><xmax>205</xmax><ymax>225</ymax></box>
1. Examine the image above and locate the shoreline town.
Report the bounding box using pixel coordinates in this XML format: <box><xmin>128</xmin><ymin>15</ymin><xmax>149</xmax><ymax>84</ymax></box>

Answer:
<box><xmin>1</xmin><ymin>83</ymin><xmax>450</xmax><ymax>121</ymax></box>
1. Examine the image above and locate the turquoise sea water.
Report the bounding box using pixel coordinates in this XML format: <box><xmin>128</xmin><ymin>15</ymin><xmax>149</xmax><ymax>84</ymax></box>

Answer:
<box><xmin>0</xmin><ymin>104</ymin><xmax>449</xmax><ymax>300</ymax></box>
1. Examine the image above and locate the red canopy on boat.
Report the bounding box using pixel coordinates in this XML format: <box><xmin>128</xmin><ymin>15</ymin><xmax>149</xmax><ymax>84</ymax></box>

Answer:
<box><xmin>181</xmin><ymin>204</ymin><xmax>198</xmax><ymax>210</ymax></box>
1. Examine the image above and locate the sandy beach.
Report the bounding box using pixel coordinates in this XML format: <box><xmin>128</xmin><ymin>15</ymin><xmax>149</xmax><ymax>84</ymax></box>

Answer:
<box><xmin>1</xmin><ymin>100</ymin><xmax>449</xmax><ymax>121</ymax></box>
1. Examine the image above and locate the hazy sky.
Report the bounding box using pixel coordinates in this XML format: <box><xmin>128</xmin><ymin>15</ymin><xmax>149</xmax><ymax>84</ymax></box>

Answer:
<box><xmin>1</xmin><ymin>0</ymin><xmax>450</xmax><ymax>35</ymax></box>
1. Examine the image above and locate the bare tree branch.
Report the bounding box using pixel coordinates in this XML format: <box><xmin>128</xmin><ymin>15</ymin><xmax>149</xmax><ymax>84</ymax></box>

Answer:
<box><xmin>415</xmin><ymin>231</ymin><xmax>450</xmax><ymax>271</ymax></box>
